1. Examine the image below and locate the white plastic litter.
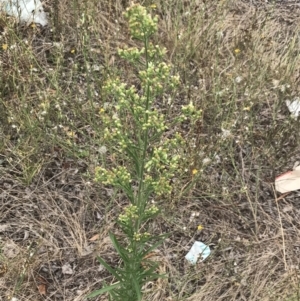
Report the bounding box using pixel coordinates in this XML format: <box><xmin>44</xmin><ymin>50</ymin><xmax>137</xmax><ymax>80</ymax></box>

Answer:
<box><xmin>286</xmin><ymin>98</ymin><xmax>300</xmax><ymax>119</ymax></box>
<box><xmin>185</xmin><ymin>241</ymin><xmax>211</xmax><ymax>265</ymax></box>
<box><xmin>0</xmin><ymin>0</ymin><xmax>48</xmax><ymax>26</ymax></box>
<box><xmin>275</xmin><ymin>165</ymin><xmax>300</xmax><ymax>193</ymax></box>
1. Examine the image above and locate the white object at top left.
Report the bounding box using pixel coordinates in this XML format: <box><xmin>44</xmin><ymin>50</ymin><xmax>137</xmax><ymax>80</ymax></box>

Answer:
<box><xmin>0</xmin><ymin>0</ymin><xmax>48</xmax><ymax>26</ymax></box>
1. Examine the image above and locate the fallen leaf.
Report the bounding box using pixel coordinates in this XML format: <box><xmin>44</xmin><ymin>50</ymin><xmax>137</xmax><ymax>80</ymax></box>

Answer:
<box><xmin>89</xmin><ymin>234</ymin><xmax>99</xmax><ymax>241</ymax></box>
<box><xmin>37</xmin><ymin>276</ymin><xmax>47</xmax><ymax>296</ymax></box>
<box><xmin>38</xmin><ymin>284</ymin><xmax>47</xmax><ymax>295</ymax></box>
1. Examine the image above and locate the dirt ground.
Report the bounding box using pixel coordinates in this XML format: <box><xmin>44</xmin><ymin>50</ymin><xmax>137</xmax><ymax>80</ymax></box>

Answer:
<box><xmin>1</xmin><ymin>0</ymin><xmax>300</xmax><ymax>300</ymax></box>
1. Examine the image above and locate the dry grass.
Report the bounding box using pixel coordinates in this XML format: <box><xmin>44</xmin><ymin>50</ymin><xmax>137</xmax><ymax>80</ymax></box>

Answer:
<box><xmin>1</xmin><ymin>0</ymin><xmax>300</xmax><ymax>300</ymax></box>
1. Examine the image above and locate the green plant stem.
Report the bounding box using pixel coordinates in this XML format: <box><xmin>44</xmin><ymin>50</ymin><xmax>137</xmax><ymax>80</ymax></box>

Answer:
<box><xmin>136</xmin><ymin>35</ymin><xmax>151</xmax><ymax>227</ymax></box>
<box><xmin>130</xmin><ymin>35</ymin><xmax>151</xmax><ymax>297</ymax></box>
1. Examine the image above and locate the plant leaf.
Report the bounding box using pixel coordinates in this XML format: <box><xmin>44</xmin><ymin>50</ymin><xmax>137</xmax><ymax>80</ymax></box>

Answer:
<box><xmin>96</xmin><ymin>256</ymin><xmax>122</xmax><ymax>281</ymax></box>
<box><xmin>140</xmin><ymin>233</ymin><xmax>169</xmax><ymax>258</ymax></box>
<box><xmin>132</xmin><ymin>275</ymin><xmax>142</xmax><ymax>301</ymax></box>
<box><xmin>87</xmin><ymin>282</ymin><xmax>120</xmax><ymax>298</ymax></box>
<box><xmin>109</xmin><ymin>232</ymin><xmax>130</xmax><ymax>263</ymax></box>
<box><xmin>125</xmin><ymin>147</ymin><xmax>140</xmax><ymax>175</ymax></box>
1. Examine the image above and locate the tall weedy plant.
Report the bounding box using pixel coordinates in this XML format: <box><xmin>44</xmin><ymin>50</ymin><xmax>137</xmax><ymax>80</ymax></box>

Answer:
<box><xmin>88</xmin><ymin>3</ymin><xmax>201</xmax><ymax>301</ymax></box>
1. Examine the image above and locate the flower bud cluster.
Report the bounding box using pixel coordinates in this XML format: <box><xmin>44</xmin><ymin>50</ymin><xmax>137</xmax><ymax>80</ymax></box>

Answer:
<box><xmin>124</xmin><ymin>3</ymin><xmax>158</xmax><ymax>41</ymax></box>
<box><xmin>119</xmin><ymin>43</ymin><xmax>168</xmax><ymax>66</ymax></box>
<box><xmin>143</xmin><ymin>204</ymin><xmax>159</xmax><ymax>220</ymax></box>
<box><xmin>133</xmin><ymin>231</ymin><xmax>150</xmax><ymax>241</ymax></box>
<box><xmin>181</xmin><ymin>101</ymin><xmax>202</xmax><ymax>123</ymax></box>
<box><xmin>118</xmin><ymin>204</ymin><xmax>139</xmax><ymax>224</ymax></box>
<box><xmin>95</xmin><ymin>166</ymin><xmax>131</xmax><ymax>187</ymax></box>
<box><xmin>118</xmin><ymin>204</ymin><xmax>159</xmax><ymax>226</ymax></box>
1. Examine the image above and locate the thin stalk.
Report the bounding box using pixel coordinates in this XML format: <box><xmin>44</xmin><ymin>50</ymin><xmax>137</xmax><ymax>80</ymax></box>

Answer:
<box><xmin>136</xmin><ymin>34</ymin><xmax>151</xmax><ymax>223</ymax></box>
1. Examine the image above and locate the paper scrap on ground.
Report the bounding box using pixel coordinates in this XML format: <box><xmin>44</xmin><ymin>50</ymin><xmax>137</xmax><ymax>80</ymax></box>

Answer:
<box><xmin>0</xmin><ymin>0</ymin><xmax>48</xmax><ymax>26</ymax></box>
<box><xmin>185</xmin><ymin>241</ymin><xmax>211</xmax><ymax>265</ymax></box>
<box><xmin>275</xmin><ymin>166</ymin><xmax>300</xmax><ymax>193</ymax></box>
<box><xmin>286</xmin><ymin>98</ymin><xmax>300</xmax><ymax>119</ymax></box>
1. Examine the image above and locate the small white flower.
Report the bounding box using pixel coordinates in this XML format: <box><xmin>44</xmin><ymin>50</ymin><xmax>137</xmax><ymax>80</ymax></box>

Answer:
<box><xmin>235</xmin><ymin>76</ymin><xmax>242</xmax><ymax>84</ymax></box>
<box><xmin>216</xmin><ymin>31</ymin><xmax>224</xmax><ymax>39</ymax></box>
<box><xmin>92</xmin><ymin>64</ymin><xmax>101</xmax><ymax>71</ymax></box>
<box><xmin>221</xmin><ymin>128</ymin><xmax>231</xmax><ymax>139</ymax></box>
<box><xmin>202</xmin><ymin>158</ymin><xmax>211</xmax><ymax>165</ymax></box>
<box><xmin>214</xmin><ymin>154</ymin><xmax>221</xmax><ymax>164</ymax></box>
<box><xmin>103</xmin><ymin>102</ymin><xmax>111</xmax><ymax>109</ymax></box>
<box><xmin>98</xmin><ymin>146</ymin><xmax>107</xmax><ymax>155</ymax></box>
<box><xmin>280</xmin><ymin>85</ymin><xmax>285</xmax><ymax>92</ymax></box>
